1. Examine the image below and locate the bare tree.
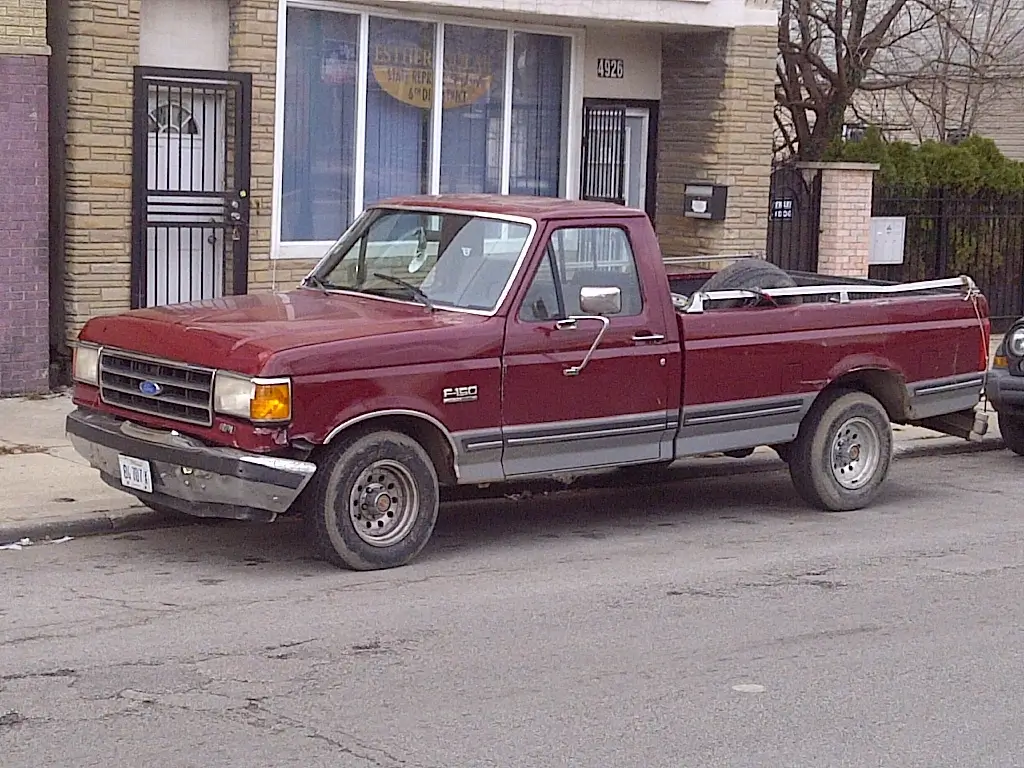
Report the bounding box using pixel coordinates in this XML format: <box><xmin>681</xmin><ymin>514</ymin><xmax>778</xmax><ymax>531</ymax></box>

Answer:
<box><xmin>874</xmin><ymin>0</ymin><xmax>1024</xmax><ymax>142</ymax></box>
<box><xmin>776</xmin><ymin>0</ymin><xmax>940</xmax><ymax>161</ymax></box>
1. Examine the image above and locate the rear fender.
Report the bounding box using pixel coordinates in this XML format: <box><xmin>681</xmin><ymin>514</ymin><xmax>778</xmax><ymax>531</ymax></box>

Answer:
<box><xmin>820</xmin><ymin>356</ymin><xmax>910</xmax><ymax>423</ymax></box>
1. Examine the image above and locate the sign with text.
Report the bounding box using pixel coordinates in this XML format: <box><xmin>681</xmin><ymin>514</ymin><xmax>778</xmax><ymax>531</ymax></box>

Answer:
<box><xmin>771</xmin><ymin>197</ymin><xmax>795</xmax><ymax>220</ymax></box>
<box><xmin>596</xmin><ymin>58</ymin><xmax>624</xmax><ymax>79</ymax></box>
<box><xmin>371</xmin><ymin>44</ymin><xmax>494</xmax><ymax>109</ymax></box>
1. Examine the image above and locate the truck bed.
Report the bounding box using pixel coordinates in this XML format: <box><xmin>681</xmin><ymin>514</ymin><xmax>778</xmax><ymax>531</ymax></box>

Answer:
<box><xmin>667</xmin><ymin>270</ymin><xmax>990</xmax><ymax>458</ymax></box>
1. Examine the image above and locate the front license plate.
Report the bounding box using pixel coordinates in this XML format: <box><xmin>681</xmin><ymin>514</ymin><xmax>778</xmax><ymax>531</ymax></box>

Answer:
<box><xmin>118</xmin><ymin>455</ymin><xmax>153</xmax><ymax>493</ymax></box>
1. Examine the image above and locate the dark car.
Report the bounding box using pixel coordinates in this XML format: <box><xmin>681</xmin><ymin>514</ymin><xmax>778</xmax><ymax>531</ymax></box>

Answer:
<box><xmin>986</xmin><ymin>321</ymin><xmax>1024</xmax><ymax>455</ymax></box>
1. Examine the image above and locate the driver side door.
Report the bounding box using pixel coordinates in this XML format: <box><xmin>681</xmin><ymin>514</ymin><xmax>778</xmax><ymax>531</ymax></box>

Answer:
<box><xmin>500</xmin><ymin>220</ymin><xmax>676</xmax><ymax>477</ymax></box>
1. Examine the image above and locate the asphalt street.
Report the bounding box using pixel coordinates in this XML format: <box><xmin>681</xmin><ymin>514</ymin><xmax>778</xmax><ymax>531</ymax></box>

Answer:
<box><xmin>2</xmin><ymin>450</ymin><xmax>1023</xmax><ymax>768</ymax></box>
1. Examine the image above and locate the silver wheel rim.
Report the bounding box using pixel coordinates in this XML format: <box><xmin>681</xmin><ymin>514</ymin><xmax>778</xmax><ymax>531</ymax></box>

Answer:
<box><xmin>830</xmin><ymin>416</ymin><xmax>882</xmax><ymax>490</ymax></box>
<box><xmin>349</xmin><ymin>460</ymin><xmax>420</xmax><ymax>547</ymax></box>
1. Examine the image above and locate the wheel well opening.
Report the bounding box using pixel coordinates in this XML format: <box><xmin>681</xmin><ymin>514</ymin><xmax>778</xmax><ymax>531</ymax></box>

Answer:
<box><xmin>322</xmin><ymin>415</ymin><xmax>458</xmax><ymax>486</ymax></box>
<box><xmin>825</xmin><ymin>369</ymin><xmax>908</xmax><ymax>422</ymax></box>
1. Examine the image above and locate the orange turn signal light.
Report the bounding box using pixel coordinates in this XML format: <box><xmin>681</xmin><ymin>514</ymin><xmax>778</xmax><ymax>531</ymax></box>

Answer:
<box><xmin>250</xmin><ymin>382</ymin><xmax>291</xmax><ymax>422</ymax></box>
<box><xmin>994</xmin><ymin>355</ymin><xmax>1008</xmax><ymax>370</ymax></box>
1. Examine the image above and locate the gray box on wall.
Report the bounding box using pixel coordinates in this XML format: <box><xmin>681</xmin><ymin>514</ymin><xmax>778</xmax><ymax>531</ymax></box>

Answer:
<box><xmin>683</xmin><ymin>182</ymin><xmax>728</xmax><ymax>221</ymax></box>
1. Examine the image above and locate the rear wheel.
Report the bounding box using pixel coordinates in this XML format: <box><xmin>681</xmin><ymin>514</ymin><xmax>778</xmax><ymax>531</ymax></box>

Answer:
<box><xmin>789</xmin><ymin>390</ymin><xmax>893</xmax><ymax>511</ymax></box>
<box><xmin>998</xmin><ymin>412</ymin><xmax>1024</xmax><ymax>456</ymax></box>
<box><xmin>305</xmin><ymin>430</ymin><xmax>439</xmax><ymax>571</ymax></box>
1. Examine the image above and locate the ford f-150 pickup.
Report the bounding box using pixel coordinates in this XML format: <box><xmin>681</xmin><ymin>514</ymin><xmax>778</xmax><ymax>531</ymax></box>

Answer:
<box><xmin>66</xmin><ymin>195</ymin><xmax>992</xmax><ymax>570</ymax></box>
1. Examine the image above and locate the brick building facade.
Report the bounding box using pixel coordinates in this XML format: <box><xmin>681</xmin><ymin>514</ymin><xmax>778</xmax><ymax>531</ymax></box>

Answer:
<box><xmin>0</xmin><ymin>0</ymin><xmax>50</xmax><ymax>395</ymax></box>
<box><xmin>49</xmin><ymin>0</ymin><xmax>778</xmax><ymax>349</ymax></box>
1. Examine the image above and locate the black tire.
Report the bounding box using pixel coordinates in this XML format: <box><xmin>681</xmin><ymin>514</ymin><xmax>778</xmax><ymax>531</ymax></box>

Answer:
<box><xmin>305</xmin><ymin>430</ymin><xmax>439</xmax><ymax>571</ymax></box>
<box><xmin>699</xmin><ymin>258</ymin><xmax>800</xmax><ymax>308</ymax></box>
<box><xmin>789</xmin><ymin>389</ymin><xmax>893</xmax><ymax>511</ymax></box>
<box><xmin>998</xmin><ymin>412</ymin><xmax>1024</xmax><ymax>456</ymax></box>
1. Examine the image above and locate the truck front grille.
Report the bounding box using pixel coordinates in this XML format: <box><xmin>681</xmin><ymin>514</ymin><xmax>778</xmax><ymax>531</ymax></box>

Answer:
<box><xmin>99</xmin><ymin>350</ymin><xmax>214</xmax><ymax>427</ymax></box>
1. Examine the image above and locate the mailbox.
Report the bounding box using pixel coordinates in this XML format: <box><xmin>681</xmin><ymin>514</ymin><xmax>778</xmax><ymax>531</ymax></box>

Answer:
<box><xmin>683</xmin><ymin>182</ymin><xmax>728</xmax><ymax>221</ymax></box>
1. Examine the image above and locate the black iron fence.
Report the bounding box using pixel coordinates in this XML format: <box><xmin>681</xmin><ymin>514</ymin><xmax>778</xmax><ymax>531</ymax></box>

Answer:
<box><xmin>766</xmin><ymin>165</ymin><xmax>822</xmax><ymax>273</ymax></box>
<box><xmin>871</xmin><ymin>187</ymin><xmax>1024</xmax><ymax>330</ymax></box>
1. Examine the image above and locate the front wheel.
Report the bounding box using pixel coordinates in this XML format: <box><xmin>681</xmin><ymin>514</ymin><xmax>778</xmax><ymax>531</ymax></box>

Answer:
<box><xmin>789</xmin><ymin>390</ymin><xmax>893</xmax><ymax>511</ymax></box>
<box><xmin>306</xmin><ymin>430</ymin><xmax>440</xmax><ymax>571</ymax></box>
<box><xmin>998</xmin><ymin>412</ymin><xmax>1024</xmax><ymax>456</ymax></box>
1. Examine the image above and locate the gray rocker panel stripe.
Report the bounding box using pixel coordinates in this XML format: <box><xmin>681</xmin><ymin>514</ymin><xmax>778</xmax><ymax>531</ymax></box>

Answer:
<box><xmin>676</xmin><ymin>393</ymin><xmax>816</xmax><ymax>457</ymax></box>
<box><xmin>450</xmin><ymin>371</ymin><xmax>982</xmax><ymax>480</ymax></box>
<box><xmin>504</xmin><ymin>411</ymin><xmax>675</xmax><ymax>447</ymax></box>
<box><xmin>682</xmin><ymin>396</ymin><xmax>808</xmax><ymax>427</ymax></box>
<box><xmin>455</xmin><ymin>411</ymin><xmax>676</xmax><ymax>454</ymax></box>
<box><xmin>452</xmin><ymin>411</ymin><xmax>676</xmax><ymax>483</ymax></box>
<box><xmin>907</xmin><ymin>372</ymin><xmax>985</xmax><ymax>420</ymax></box>
<box><xmin>911</xmin><ymin>372</ymin><xmax>985</xmax><ymax>396</ymax></box>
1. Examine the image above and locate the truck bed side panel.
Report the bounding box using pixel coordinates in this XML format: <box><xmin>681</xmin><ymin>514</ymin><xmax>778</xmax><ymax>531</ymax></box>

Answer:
<box><xmin>674</xmin><ymin>295</ymin><xmax>988</xmax><ymax>456</ymax></box>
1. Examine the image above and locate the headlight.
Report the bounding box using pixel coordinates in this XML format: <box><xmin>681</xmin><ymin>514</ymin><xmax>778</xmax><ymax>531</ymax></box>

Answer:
<box><xmin>213</xmin><ymin>372</ymin><xmax>292</xmax><ymax>423</ymax></box>
<box><xmin>1008</xmin><ymin>327</ymin><xmax>1024</xmax><ymax>358</ymax></box>
<box><xmin>73</xmin><ymin>343</ymin><xmax>100</xmax><ymax>386</ymax></box>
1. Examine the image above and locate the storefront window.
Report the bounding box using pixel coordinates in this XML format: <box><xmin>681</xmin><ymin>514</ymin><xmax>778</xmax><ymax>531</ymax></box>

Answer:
<box><xmin>278</xmin><ymin>6</ymin><xmax>574</xmax><ymax>248</ymax></box>
<box><xmin>364</xmin><ymin>17</ymin><xmax>436</xmax><ymax>205</ymax></box>
<box><xmin>510</xmin><ymin>33</ymin><xmax>567</xmax><ymax>197</ymax></box>
<box><xmin>281</xmin><ymin>8</ymin><xmax>359</xmax><ymax>242</ymax></box>
<box><xmin>439</xmin><ymin>25</ymin><xmax>506</xmax><ymax>194</ymax></box>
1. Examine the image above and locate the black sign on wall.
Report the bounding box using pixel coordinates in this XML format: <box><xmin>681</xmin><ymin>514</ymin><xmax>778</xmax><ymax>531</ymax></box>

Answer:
<box><xmin>596</xmin><ymin>58</ymin><xmax>624</xmax><ymax>79</ymax></box>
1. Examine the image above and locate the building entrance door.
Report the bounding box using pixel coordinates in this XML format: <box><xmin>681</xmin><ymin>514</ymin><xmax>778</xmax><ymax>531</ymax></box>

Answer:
<box><xmin>130</xmin><ymin>67</ymin><xmax>253</xmax><ymax>309</ymax></box>
<box><xmin>580</xmin><ymin>99</ymin><xmax>659</xmax><ymax>223</ymax></box>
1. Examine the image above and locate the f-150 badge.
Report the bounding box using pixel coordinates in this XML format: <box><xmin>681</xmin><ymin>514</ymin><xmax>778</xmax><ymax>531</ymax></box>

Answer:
<box><xmin>443</xmin><ymin>385</ymin><xmax>478</xmax><ymax>404</ymax></box>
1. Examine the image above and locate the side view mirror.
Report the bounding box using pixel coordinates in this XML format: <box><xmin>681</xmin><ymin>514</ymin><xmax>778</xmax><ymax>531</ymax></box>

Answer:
<box><xmin>579</xmin><ymin>286</ymin><xmax>621</xmax><ymax>316</ymax></box>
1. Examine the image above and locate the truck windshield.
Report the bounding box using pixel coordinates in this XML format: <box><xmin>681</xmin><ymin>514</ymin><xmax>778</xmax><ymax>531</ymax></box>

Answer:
<box><xmin>312</xmin><ymin>209</ymin><xmax>534</xmax><ymax>313</ymax></box>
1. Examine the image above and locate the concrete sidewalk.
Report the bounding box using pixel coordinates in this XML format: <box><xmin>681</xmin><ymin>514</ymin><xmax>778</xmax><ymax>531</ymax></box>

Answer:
<box><xmin>0</xmin><ymin>383</ymin><xmax>1008</xmax><ymax>546</ymax></box>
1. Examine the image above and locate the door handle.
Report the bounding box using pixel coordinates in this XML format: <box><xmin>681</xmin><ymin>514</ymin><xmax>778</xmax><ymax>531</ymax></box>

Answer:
<box><xmin>632</xmin><ymin>333</ymin><xmax>665</xmax><ymax>343</ymax></box>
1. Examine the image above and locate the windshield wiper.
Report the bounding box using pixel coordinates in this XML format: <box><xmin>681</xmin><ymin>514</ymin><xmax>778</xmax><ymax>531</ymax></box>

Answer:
<box><xmin>372</xmin><ymin>273</ymin><xmax>435</xmax><ymax>311</ymax></box>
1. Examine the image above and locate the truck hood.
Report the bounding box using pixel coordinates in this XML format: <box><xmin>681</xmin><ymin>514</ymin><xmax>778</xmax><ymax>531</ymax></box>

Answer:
<box><xmin>79</xmin><ymin>289</ymin><xmax>490</xmax><ymax>375</ymax></box>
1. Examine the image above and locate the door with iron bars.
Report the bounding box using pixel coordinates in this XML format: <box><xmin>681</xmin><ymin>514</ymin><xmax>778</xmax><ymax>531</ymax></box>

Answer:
<box><xmin>130</xmin><ymin>67</ymin><xmax>253</xmax><ymax>309</ymax></box>
<box><xmin>580</xmin><ymin>103</ymin><xmax>627</xmax><ymax>206</ymax></box>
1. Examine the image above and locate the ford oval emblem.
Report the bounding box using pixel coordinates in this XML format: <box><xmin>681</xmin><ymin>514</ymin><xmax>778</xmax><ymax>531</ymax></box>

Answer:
<box><xmin>139</xmin><ymin>380</ymin><xmax>163</xmax><ymax>396</ymax></box>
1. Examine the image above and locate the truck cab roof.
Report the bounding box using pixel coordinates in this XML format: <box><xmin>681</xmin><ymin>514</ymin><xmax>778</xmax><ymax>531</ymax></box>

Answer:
<box><xmin>378</xmin><ymin>194</ymin><xmax>648</xmax><ymax>221</ymax></box>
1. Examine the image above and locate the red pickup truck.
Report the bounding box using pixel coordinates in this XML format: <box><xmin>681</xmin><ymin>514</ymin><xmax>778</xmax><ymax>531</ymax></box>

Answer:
<box><xmin>67</xmin><ymin>196</ymin><xmax>991</xmax><ymax>570</ymax></box>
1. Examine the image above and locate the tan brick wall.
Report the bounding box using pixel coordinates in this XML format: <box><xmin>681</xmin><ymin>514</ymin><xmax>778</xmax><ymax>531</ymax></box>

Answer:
<box><xmin>229</xmin><ymin>0</ymin><xmax>316</xmax><ymax>292</ymax></box>
<box><xmin>656</xmin><ymin>27</ymin><xmax>775</xmax><ymax>259</ymax></box>
<box><xmin>807</xmin><ymin>163</ymin><xmax>878</xmax><ymax>279</ymax></box>
<box><xmin>62</xmin><ymin>0</ymin><xmax>140</xmax><ymax>341</ymax></box>
<box><xmin>0</xmin><ymin>0</ymin><xmax>49</xmax><ymax>55</ymax></box>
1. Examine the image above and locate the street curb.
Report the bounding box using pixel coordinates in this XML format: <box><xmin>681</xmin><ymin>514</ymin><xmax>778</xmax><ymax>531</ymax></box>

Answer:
<box><xmin>0</xmin><ymin>436</ymin><xmax>1009</xmax><ymax>545</ymax></box>
<box><xmin>0</xmin><ymin>506</ymin><xmax>184</xmax><ymax>547</ymax></box>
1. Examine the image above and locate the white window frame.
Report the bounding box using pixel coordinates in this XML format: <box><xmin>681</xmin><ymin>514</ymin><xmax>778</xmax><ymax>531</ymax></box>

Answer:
<box><xmin>271</xmin><ymin>0</ymin><xmax>584</xmax><ymax>260</ymax></box>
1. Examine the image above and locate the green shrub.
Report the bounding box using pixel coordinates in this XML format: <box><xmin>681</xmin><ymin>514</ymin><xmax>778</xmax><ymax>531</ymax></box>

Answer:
<box><xmin>827</xmin><ymin>126</ymin><xmax>1024</xmax><ymax>192</ymax></box>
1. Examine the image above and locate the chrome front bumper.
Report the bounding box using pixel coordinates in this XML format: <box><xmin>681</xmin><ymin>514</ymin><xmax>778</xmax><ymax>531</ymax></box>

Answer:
<box><xmin>66</xmin><ymin>407</ymin><xmax>317</xmax><ymax>522</ymax></box>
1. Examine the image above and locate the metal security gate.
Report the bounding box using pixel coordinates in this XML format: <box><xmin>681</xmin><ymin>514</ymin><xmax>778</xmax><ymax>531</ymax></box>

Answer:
<box><xmin>580</xmin><ymin>103</ymin><xmax>627</xmax><ymax>206</ymax></box>
<box><xmin>766</xmin><ymin>165</ymin><xmax>822</xmax><ymax>273</ymax></box>
<box><xmin>130</xmin><ymin>67</ymin><xmax>252</xmax><ymax>309</ymax></box>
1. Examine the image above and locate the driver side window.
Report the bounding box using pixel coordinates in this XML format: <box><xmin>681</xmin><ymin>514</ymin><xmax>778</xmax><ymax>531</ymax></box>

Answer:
<box><xmin>518</xmin><ymin>225</ymin><xmax>644</xmax><ymax>322</ymax></box>
<box><xmin>519</xmin><ymin>247</ymin><xmax>562</xmax><ymax>322</ymax></box>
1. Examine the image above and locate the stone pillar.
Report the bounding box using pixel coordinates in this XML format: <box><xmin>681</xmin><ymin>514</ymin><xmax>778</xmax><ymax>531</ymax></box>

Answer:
<box><xmin>62</xmin><ymin>0</ymin><xmax>141</xmax><ymax>341</ymax></box>
<box><xmin>656</xmin><ymin>26</ymin><xmax>776</xmax><ymax>259</ymax></box>
<box><xmin>229</xmin><ymin>0</ymin><xmax>285</xmax><ymax>292</ymax></box>
<box><xmin>0</xmin><ymin>0</ymin><xmax>51</xmax><ymax>394</ymax></box>
<box><xmin>228</xmin><ymin>0</ymin><xmax>314</xmax><ymax>292</ymax></box>
<box><xmin>796</xmin><ymin>162</ymin><xmax>879</xmax><ymax>279</ymax></box>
